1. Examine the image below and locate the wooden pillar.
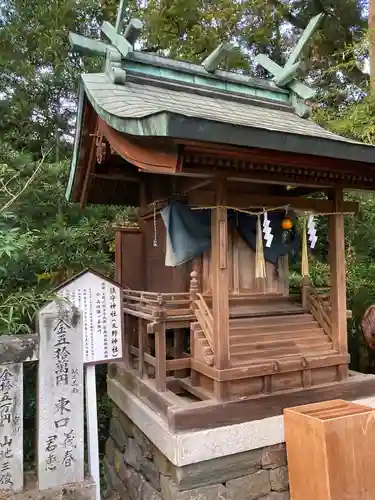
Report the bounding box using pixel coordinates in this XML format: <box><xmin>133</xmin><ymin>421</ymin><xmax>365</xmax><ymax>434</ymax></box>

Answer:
<box><xmin>138</xmin><ymin>181</ymin><xmax>147</xmax><ymax>290</ymax></box>
<box><xmin>155</xmin><ymin>321</ymin><xmax>167</xmax><ymax>392</ymax></box>
<box><xmin>211</xmin><ymin>178</ymin><xmax>230</xmax><ymax>399</ymax></box>
<box><xmin>173</xmin><ymin>329</ymin><xmax>188</xmax><ymax>378</ymax></box>
<box><xmin>138</xmin><ymin>318</ymin><xmax>148</xmax><ymax>379</ymax></box>
<box><xmin>329</xmin><ymin>187</ymin><xmax>348</xmax><ymax>358</ymax></box>
<box><xmin>123</xmin><ymin>313</ymin><xmax>131</xmax><ymax>368</ymax></box>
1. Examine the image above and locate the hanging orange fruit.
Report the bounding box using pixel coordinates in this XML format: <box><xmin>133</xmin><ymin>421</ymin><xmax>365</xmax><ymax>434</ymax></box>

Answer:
<box><xmin>281</xmin><ymin>216</ymin><xmax>293</xmax><ymax>230</ymax></box>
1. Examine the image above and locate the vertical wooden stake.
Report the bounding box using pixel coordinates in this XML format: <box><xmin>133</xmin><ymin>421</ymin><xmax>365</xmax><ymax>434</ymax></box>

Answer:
<box><xmin>330</xmin><ymin>187</ymin><xmax>348</xmax><ymax>357</ymax></box>
<box><xmin>211</xmin><ymin>178</ymin><xmax>230</xmax><ymax>383</ymax></box>
<box><xmin>155</xmin><ymin>322</ymin><xmax>167</xmax><ymax>392</ymax></box>
<box><xmin>85</xmin><ymin>365</ymin><xmax>101</xmax><ymax>500</ymax></box>
<box><xmin>232</xmin><ymin>230</ymin><xmax>240</xmax><ymax>294</ymax></box>
<box><xmin>173</xmin><ymin>329</ymin><xmax>187</xmax><ymax>378</ymax></box>
<box><xmin>138</xmin><ymin>318</ymin><xmax>147</xmax><ymax>379</ymax></box>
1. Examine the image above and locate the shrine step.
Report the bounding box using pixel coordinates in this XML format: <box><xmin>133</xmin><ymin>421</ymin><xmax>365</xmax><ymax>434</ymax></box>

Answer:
<box><xmin>230</xmin><ymin>329</ymin><xmax>326</xmax><ymax>345</ymax></box>
<box><xmin>230</xmin><ymin>336</ymin><xmax>332</xmax><ymax>355</ymax></box>
<box><xmin>229</xmin><ymin>322</ymin><xmax>319</xmax><ymax>336</ymax></box>
<box><xmin>229</xmin><ymin>314</ymin><xmax>316</xmax><ymax>329</ymax></box>
<box><xmin>193</xmin><ymin>324</ymin><xmax>214</xmax><ymax>366</ymax></box>
<box><xmin>230</xmin><ymin>347</ymin><xmax>336</xmax><ymax>367</ymax></box>
<box><xmin>230</xmin><ymin>349</ymin><xmax>339</xmax><ymax>368</ymax></box>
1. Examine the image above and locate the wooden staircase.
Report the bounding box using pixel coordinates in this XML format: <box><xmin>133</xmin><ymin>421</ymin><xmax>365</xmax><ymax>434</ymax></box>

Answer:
<box><xmin>229</xmin><ymin>312</ymin><xmax>334</xmax><ymax>367</ymax></box>
<box><xmin>192</xmin><ymin>294</ymin><xmax>336</xmax><ymax>368</ymax></box>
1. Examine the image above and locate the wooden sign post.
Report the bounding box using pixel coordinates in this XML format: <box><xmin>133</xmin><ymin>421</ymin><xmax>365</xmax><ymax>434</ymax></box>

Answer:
<box><xmin>37</xmin><ymin>300</ymin><xmax>84</xmax><ymax>491</ymax></box>
<box><xmin>55</xmin><ymin>269</ymin><xmax>123</xmax><ymax>500</ymax></box>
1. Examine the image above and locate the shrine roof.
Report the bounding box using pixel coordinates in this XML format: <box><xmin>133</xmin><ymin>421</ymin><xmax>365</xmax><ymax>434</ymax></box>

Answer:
<box><xmin>66</xmin><ymin>10</ymin><xmax>375</xmax><ymax>204</ymax></box>
<box><xmin>81</xmin><ymin>71</ymin><xmax>364</xmax><ymax>157</ymax></box>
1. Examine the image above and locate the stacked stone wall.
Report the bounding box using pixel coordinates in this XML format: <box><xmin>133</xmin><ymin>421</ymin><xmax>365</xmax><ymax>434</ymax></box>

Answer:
<box><xmin>103</xmin><ymin>405</ymin><xmax>290</xmax><ymax>500</ymax></box>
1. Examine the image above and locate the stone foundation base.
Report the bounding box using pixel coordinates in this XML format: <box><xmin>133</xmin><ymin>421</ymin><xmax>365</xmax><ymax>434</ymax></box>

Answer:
<box><xmin>104</xmin><ymin>405</ymin><xmax>290</xmax><ymax>500</ymax></box>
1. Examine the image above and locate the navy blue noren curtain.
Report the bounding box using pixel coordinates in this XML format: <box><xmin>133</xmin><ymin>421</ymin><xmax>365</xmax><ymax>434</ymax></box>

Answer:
<box><xmin>161</xmin><ymin>201</ymin><xmax>299</xmax><ymax>267</ymax></box>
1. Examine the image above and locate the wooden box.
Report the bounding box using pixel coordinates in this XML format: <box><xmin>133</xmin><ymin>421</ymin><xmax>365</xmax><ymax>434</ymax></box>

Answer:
<box><xmin>284</xmin><ymin>399</ymin><xmax>375</xmax><ymax>500</ymax></box>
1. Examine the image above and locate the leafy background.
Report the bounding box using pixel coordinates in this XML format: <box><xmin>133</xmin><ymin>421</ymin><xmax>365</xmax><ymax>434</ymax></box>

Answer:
<box><xmin>1</xmin><ymin>0</ymin><xmax>375</xmax><ymax>484</ymax></box>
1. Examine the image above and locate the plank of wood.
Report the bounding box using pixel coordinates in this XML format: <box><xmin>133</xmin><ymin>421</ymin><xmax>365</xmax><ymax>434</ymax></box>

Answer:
<box><xmin>230</xmin><ymin>323</ymin><xmax>320</xmax><ymax>335</ymax></box>
<box><xmin>123</xmin><ymin>307</ymin><xmax>154</xmax><ymax>321</ymax></box>
<box><xmin>167</xmin><ymin>374</ymin><xmax>375</xmax><ymax>432</ymax></box>
<box><xmin>230</xmin><ymin>336</ymin><xmax>331</xmax><ymax>354</ymax></box>
<box><xmin>173</xmin><ymin>329</ymin><xmax>189</xmax><ymax>378</ymax></box>
<box><xmin>214</xmin><ymin>380</ymin><xmax>228</xmax><ymax>401</ymax></box>
<box><xmin>115</xmin><ymin>363</ymin><xmax>171</xmax><ymax>418</ymax></box>
<box><xmin>230</xmin><ymin>330</ymin><xmax>324</xmax><ymax>344</ymax></box>
<box><xmin>166</xmin><ymin>358</ymin><xmax>191</xmax><ymax>371</ymax></box>
<box><xmin>178</xmin><ymin>378</ymin><xmax>212</xmax><ymax>400</ymax></box>
<box><xmin>230</xmin><ymin>342</ymin><xmax>332</xmax><ymax>363</ymax></box>
<box><xmin>191</xmin><ymin>353</ymin><xmax>349</xmax><ymax>382</ymax></box>
<box><xmin>229</xmin><ymin>314</ymin><xmax>314</xmax><ymax>327</ymax></box>
<box><xmin>211</xmin><ymin>178</ymin><xmax>230</xmax><ymax>371</ymax></box>
<box><xmin>329</xmin><ymin>187</ymin><xmax>347</xmax><ymax>355</ymax></box>
<box><xmin>155</xmin><ymin>322</ymin><xmax>167</xmax><ymax>392</ymax></box>
<box><xmin>138</xmin><ymin>318</ymin><xmax>147</xmax><ymax>378</ymax></box>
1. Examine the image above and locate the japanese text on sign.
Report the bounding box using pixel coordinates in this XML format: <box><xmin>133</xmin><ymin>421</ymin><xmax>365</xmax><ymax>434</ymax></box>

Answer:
<box><xmin>0</xmin><ymin>364</ymin><xmax>23</xmax><ymax>492</ymax></box>
<box><xmin>38</xmin><ymin>303</ymin><xmax>84</xmax><ymax>491</ymax></box>
<box><xmin>57</xmin><ymin>271</ymin><xmax>122</xmax><ymax>364</ymax></box>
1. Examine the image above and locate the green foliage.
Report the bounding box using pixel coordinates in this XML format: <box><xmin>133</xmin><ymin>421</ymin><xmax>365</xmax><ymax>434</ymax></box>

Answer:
<box><xmin>0</xmin><ymin>0</ymin><xmax>108</xmax><ymax>157</ymax></box>
<box><xmin>315</xmin><ymin>95</ymin><xmax>375</xmax><ymax>143</ymax></box>
<box><xmin>0</xmin><ymin>142</ymin><xmax>126</xmax><ymax>334</ymax></box>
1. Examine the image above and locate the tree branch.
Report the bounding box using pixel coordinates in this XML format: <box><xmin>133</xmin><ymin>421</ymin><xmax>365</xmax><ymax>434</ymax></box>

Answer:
<box><xmin>0</xmin><ymin>148</ymin><xmax>52</xmax><ymax>215</ymax></box>
<box><xmin>266</xmin><ymin>0</ymin><xmax>307</xmax><ymax>30</ymax></box>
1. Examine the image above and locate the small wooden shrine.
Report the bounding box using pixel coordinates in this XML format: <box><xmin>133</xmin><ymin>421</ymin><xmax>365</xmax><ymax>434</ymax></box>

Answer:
<box><xmin>67</xmin><ymin>5</ymin><xmax>375</xmax><ymax>430</ymax></box>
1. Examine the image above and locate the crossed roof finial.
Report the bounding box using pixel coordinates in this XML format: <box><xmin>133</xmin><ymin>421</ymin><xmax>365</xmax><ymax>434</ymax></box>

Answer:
<box><xmin>69</xmin><ymin>0</ymin><xmax>143</xmax><ymax>84</ymax></box>
<box><xmin>69</xmin><ymin>3</ymin><xmax>323</xmax><ymax>118</ymax></box>
<box><xmin>254</xmin><ymin>13</ymin><xmax>324</xmax><ymax>117</ymax></box>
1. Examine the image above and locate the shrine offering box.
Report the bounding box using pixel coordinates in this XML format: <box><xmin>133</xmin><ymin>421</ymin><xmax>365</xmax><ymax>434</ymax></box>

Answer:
<box><xmin>284</xmin><ymin>399</ymin><xmax>375</xmax><ymax>500</ymax></box>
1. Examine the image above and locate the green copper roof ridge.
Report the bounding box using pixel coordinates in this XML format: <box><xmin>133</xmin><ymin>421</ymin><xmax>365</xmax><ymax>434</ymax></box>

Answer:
<box><xmin>125</xmin><ymin>51</ymin><xmax>289</xmax><ymax>94</ymax></box>
<box><xmin>125</xmin><ymin>72</ymin><xmax>293</xmax><ymax>112</ymax></box>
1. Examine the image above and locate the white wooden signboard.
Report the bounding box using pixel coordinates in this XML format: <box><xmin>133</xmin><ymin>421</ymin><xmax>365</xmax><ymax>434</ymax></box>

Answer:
<box><xmin>0</xmin><ymin>363</ymin><xmax>23</xmax><ymax>493</ymax></box>
<box><xmin>57</xmin><ymin>270</ymin><xmax>123</xmax><ymax>364</ymax></box>
<box><xmin>37</xmin><ymin>301</ymin><xmax>84</xmax><ymax>491</ymax></box>
<box><xmin>54</xmin><ymin>270</ymin><xmax>123</xmax><ymax>500</ymax></box>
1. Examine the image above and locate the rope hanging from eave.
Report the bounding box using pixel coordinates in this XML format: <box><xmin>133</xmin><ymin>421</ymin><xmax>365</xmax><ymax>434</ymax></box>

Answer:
<box><xmin>301</xmin><ymin>217</ymin><xmax>309</xmax><ymax>277</ymax></box>
<box><xmin>255</xmin><ymin>215</ymin><xmax>267</xmax><ymax>279</ymax></box>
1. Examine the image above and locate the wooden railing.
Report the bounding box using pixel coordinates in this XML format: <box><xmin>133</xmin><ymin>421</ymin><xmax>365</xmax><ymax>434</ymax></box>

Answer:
<box><xmin>307</xmin><ymin>287</ymin><xmax>332</xmax><ymax>340</ymax></box>
<box><xmin>123</xmin><ymin>289</ymin><xmax>192</xmax><ymax>321</ymax></box>
<box><xmin>189</xmin><ymin>272</ymin><xmax>215</xmax><ymax>361</ymax></box>
<box><xmin>194</xmin><ymin>293</ymin><xmax>214</xmax><ymax>352</ymax></box>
